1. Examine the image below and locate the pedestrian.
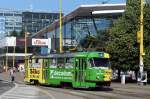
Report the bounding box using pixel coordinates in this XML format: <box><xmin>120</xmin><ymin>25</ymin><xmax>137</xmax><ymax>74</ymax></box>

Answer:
<box><xmin>10</xmin><ymin>67</ymin><xmax>15</xmax><ymax>83</ymax></box>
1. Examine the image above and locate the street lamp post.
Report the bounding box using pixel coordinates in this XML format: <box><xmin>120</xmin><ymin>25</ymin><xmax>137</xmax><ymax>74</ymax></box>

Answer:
<box><xmin>5</xmin><ymin>46</ymin><xmax>8</xmax><ymax>72</ymax></box>
<box><xmin>25</xmin><ymin>31</ymin><xmax>27</xmax><ymax>60</ymax></box>
<box><xmin>12</xmin><ymin>37</ymin><xmax>16</xmax><ymax>68</ymax></box>
<box><xmin>138</xmin><ymin>0</ymin><xmax>145</xmax><ymax>85</ymax></box>
<box><xmin>24</xmin><ymin>26</ymin><xmax>30</xmax><ymax>79</ymax></box>
<box><xmin>24</xmin><ymin>25</ymin><xmax>30</xmax><ymax>60</ymax></box>
<box><xmin>5</xmin><ymin>33</ymin><xmax>9</xmax><ymax>72</ymax></box>
<box><xmin>24</xmin><ymin>29</ymin><xmax>29</xmax><ymax>64</ymax></box>
<box><xmin>59</xmin><ymin>0</ymin><xmax>63</xmax><ymax>53</ymax></box>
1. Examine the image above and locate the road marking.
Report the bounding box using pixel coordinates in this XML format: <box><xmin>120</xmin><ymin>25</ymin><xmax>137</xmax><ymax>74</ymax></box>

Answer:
<box><xmin>38</xmin><ymin>87</ymin><xmax>56</xmax><ymax>99</ymax></box>
<box><xmin>69</xmin><ymin>91</ymin><xmax>87</xmax><ymax>96</ymax></box>
<box><xmin>0</xmin><ymin>83</ymin><xmax>18</xmax><ymax>99</ymax></box>
<box><xmin>0</xmin><ymin>83</ymin><xmax>55</xmax><ymax>99</ymax></box>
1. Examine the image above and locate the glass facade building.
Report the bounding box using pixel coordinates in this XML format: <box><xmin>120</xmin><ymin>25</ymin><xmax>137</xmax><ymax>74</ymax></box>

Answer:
<box><xmin>46</xmin><ymin>18</ymin><xmax>113</xmax><ymax>46</ymax></box>
<box><xmin>0</xmin><ymin>9</ymin><xmax>60</xmax><ymax>38</ymax></box>
<box><xmin>35</xmin><ymin>4</ymin><xmax>125</xmax><ymax>51</ymax></box>
<box><xmin>0</xmin><ymin>9</ymin><xmax>60</xmax><ymax>68</ymax></box>
<box><xmin>0</xmin><ymin>9</ymin><xmax>22</xmax><ymax>38</ymax></box>
<box><xmin>22</xmin><ymin>12</ymin><xmax>60</xmax><ymax>35</ymax></box>
<box><xmin>0</xmin><ymin>16</ymin><xmax>5</xmax><ymax>38</ymax></box>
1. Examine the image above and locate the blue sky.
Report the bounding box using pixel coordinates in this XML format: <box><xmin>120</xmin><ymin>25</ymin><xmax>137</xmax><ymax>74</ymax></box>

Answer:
<box><xmin>0</xmin><ymin>0</ymin><xmax>126</xmax><ymax>14</ymax></box>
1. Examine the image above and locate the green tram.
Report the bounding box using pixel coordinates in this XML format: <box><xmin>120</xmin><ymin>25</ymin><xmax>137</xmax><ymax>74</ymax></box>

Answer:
<box><xmin>24</xmin><ymin>52</ymin><xmax>112</xmax><ymax>88</ymax></box>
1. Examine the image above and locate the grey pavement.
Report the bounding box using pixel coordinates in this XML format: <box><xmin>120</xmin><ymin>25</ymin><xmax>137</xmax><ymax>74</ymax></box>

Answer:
<box><xmin>0</xmin><ymin>71</ymin><xmax>24</xmax><ymax>84</ymax></box>
<box><xmin>0</xmin><ymin>72</ymin><xmax>53</xmax><ymax>99</ymax></box>
<box><xmin>0</xmin><ymin>84</ymin><xmax>52</xmax><ymax>99</ymax></box>
<box><xmin>0</xmin><ymin>80</ymin><xmax>14</xmax><ymax>95</ymax></box>
<box><xmin>1</xmin><ymin>71</ymin><xmax>150</xmax><ymax>99</ymax></box>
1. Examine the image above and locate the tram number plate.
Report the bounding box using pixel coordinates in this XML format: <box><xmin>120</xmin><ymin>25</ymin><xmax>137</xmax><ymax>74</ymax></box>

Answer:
<box><xmin>30</xmin><ymin>69</ymin><xmax>40</xmax><ymax>74</ymax></box>
<box><xmin>30</xmin><ymin>75</ymin><xmax>39</xmax><ymax>78</ymax></box>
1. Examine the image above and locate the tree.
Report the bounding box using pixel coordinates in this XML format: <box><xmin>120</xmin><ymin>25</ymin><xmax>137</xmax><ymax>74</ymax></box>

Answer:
<box><xmin>143</xmin><ymin>1</ymin><xmax>150</xmax><ymax>72</ymax></box>
<box><xmin>18</xmin><ymin>29</ymin><xmax>25</xmax><ymax>38</ymax></box>
<box><xmin>95</xmin><ymin>30</ymin><xmax>109</xmax><ymax>51</ymax></box>
<box><xmin>106</xmin><ymin>0</ymin><xmax>141</xmax><ymax>71</ymax></box>
<box><xmin>79</xmin><ymin>34</ymin><xmax>96</xmax><ymax>50</ymax></box>
<box><xmin>9</xmin><ymin>30</ymin><xmax>18</xmax><ymax>37</ymax></box>
<box><xmin>79</xmin><ymin>30</ymin><xmax>109</xmax><ymax>51</ymax></box>
<box><xmin>106</xmin><ymin>0</ymin><xmax>150</xmax><ymax>73</ymax></box>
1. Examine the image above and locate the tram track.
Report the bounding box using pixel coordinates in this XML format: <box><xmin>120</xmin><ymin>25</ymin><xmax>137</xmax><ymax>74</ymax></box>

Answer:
<box><xmin>36</xmin><ymin>85</ymin><xmax>117</xmax><ymax>99</ymax></box>
<box><xmin>24</xmin><ymin>84</ymin><xmax>87</xmax><ymax>99</ymax></box>
<box><xmin>112</xmin><ymin>88</ymin><xmax>150</xmax><ymax>99</ymax></box>
<box><xmin>36</xmin><ymin>85</ymin><xmax>150</xmax><ymax>99</ymax></box>
<box><xmin>21</xmin><ymin>80</ymin><xmax>150</xmax><ymax>99</ymax></box>
<box><xmin>37</xmin><ymin>85</ymin><xmax>107</xmax><ymax>99</ymax></box>
<box><xmin>76</xmin><ymin>87</ymin><xmax>149</xmax><ymax>99</ymax></box>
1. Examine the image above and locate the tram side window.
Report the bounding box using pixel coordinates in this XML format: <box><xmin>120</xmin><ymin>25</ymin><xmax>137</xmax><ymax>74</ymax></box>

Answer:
<box><xmin>44</xmin><ymin>59</ymin><xmax>49</xmax><ymax>68</ymax></box>
<box><xmin>35</xmin><ymin>59</ymin><xmax>38</xmax><ymax>63</ymax></box>
<box><xmin>57</xmin><ymin>58</ymin><xmax>65</xmax><ymax>68</ymax></box>
<box><xmin>75</xmin><ymin>58</ymin><xmax>78</xmax><ymax>68</ymax></box>
<box><xmin>31</xmin><ymin>58</ymin><xmax>41</xmax><ymax>68</ymax></box>
<box><xmin>29</xmin><ymin>59</ymin><xmax>32</xmax><ymax>63</ymax></box>
<box><xmin>29</xmin><ymin>59</ymin><xmax>32</xmax><ymax>68</ymax></box>
<box><xmin>50</xmin><ymin>58</ymin><xmax>57</xmax><ymax>68</ymax></box>
<box><xmin>82</xmin><ymin>59</ymin><xmax>87</xmax><ymax>69</ymax></box>
<box><xmin>65</xmin><ymin>58</ymin><xmax>73</xmax><ymax>68</ymax></box>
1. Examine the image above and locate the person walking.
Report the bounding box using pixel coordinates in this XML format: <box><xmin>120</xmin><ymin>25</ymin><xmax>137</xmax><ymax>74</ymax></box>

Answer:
<box><xmin>10</xmin><ymin>67</ymin><xmax>15</xmax><ymax>83</ymax></box>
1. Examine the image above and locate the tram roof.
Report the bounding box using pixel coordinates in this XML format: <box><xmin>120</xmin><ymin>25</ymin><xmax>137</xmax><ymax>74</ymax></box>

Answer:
<box><xmin>29</xmin><ymin>53</ymin><xmax>75</xmax><ymax>58</ymax></box>
<box><xmin>28</xmin><ymin>52</ymin><xmax>109</xmax><ymax>59</ymax></box>
<box><xmin>33</xmin><ymin>3</ymin><xmax>125</xmax><ymax>37</ymax></box>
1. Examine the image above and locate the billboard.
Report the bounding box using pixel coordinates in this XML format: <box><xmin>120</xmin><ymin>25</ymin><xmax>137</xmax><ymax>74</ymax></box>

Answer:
<box><xmin>0</xmin><ymin>37</ymin><xmax>16</xmax><ymax>48</ymax></box>
<box><xmin>32</xmin><ymin>39</ymin><xmax>48</xmax><ymax>46</ymax></box>
<box><xmin>32</xmin><ymin>38</ymin><xmax>51</xmax><ymax>48</ymax></box>
<box><xmin>6</xmin><ymin>37</ymin><xmax>16</xmax><ymax>46</ymax></box>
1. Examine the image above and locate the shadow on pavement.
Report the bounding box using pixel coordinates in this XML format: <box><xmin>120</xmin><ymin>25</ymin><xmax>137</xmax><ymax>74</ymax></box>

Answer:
<box><xmin>73</xmin><ymin>86</ymin><xmax>113</xmax><ymax>92</ymax></box>
<box><xmin>41</xmin><ymin>84</ymin><xmax>113</xmax><ymax>91</ymax></box>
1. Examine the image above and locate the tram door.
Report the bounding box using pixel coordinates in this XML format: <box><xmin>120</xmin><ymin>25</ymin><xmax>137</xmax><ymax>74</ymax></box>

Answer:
<box><xmin>43</xmin><ymin>59</ymin><xmax>49</xmax><ymax>81</ymax></box>
<box><xmin>75</xmin><ymin>58</ymin><xmax>87</xmax><ymax>87</ymax></box>
<box><xmin>25</xmin><ymin>59</ymin><xmax>29</xmax><ymax>79</ymax></box>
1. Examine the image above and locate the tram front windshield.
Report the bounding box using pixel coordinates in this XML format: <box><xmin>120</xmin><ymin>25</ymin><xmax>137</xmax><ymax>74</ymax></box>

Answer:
<box><xmin>89</xmin><ymin>58</ymin><xmax>110</xmax><ymax>67</ymax></box>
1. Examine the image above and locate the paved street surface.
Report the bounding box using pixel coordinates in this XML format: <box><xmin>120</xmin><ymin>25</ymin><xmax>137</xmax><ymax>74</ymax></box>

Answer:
<box><xmin>0</xmin><ymin>72</ymin><xmax>53</xmax><ymax>99</ymax></box>
<box><xmin>39</xmin><ymin>84</ymin><xmax>150</xmax><ymax>99</ymax></box>
<box><xmin>0</xmin><ymin>80</ymin><xmax>14</xmax><ymax>95</ymax></box>
<box><xmin>0</xmin><ymin>84</ymin><xmax>51</xmax><ymax>99</ymax></box>
<box><xmin>1</xmin><ymin>72</ymin><xmax>150</xmax><ymax>99</ymax></box>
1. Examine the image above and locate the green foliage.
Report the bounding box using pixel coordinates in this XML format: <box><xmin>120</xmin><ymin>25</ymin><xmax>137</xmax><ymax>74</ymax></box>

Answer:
<box><xmin>144</xmin><ymin>1</ymin><xmax>150</xmax><ymax>71</ymax></box>
<box><xmin>106</xmin><ymin>0</ymin><xmax>150</xmax><ymax>71</ymax></box>
<box><xmin>9</xmin><ymin>29</ymin><xmax>26</xmax><ymax>38</ymax></box>
<box><xmin>9</xmin><ymin>30</ymin><xmax>18</xmax><ymax>37</ymax></box>
<box><xmin>95</xmin><ymin>30</ymin><xmax>109</xmax><ymax>50</ymax></box>
<box><xmin>79</xmin><ymin>34</ymin><xmax>97</xmax><ymax>50</ymax></box>
<box><xmin>78</xmin><ymin>0</ymin><xmax>150</xmax><ymax>72</ymax></box>
<box><xmin>18</xmin><ymin>29</ymin><xmax>25</xmax><ymax>37</ymax></box>
<box><xmin>106</xmin><ymin>0</ymin><xmax>142</xmax><ymax>71</ymax></box>
<box><xmin>79</xmin><ymin>30</ymin><xmax>109</xmax><ymax>51</ymax></box>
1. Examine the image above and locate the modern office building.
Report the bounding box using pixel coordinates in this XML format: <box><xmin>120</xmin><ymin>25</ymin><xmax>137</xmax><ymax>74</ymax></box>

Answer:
<box><xmin>34</xmin><ymin>3</ymin><xmax>125</xmax><ymax>53</ymax></box>
<box><xmin>0</xmin><ymin>9</ymin><xmax>60</xmax><ymax>69</ymax></box>
<box><xmin>0</xmin><ymin>16</ymin><xmax>5</xmax><ymax>38</ymax></box>
<box><xmin>22</xmin><ymin>12</ymin><xmax>60</xmax><ymax>35</ymax></box>
<box><xmin>0</xmin><ymin>8</ymin><xmax>22</xmax><ymax>38</ymax></box>
<box><xmin>0</xmin><ymin>8</ymin><xmax>60</xmax><ymax>38</ymax></box>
